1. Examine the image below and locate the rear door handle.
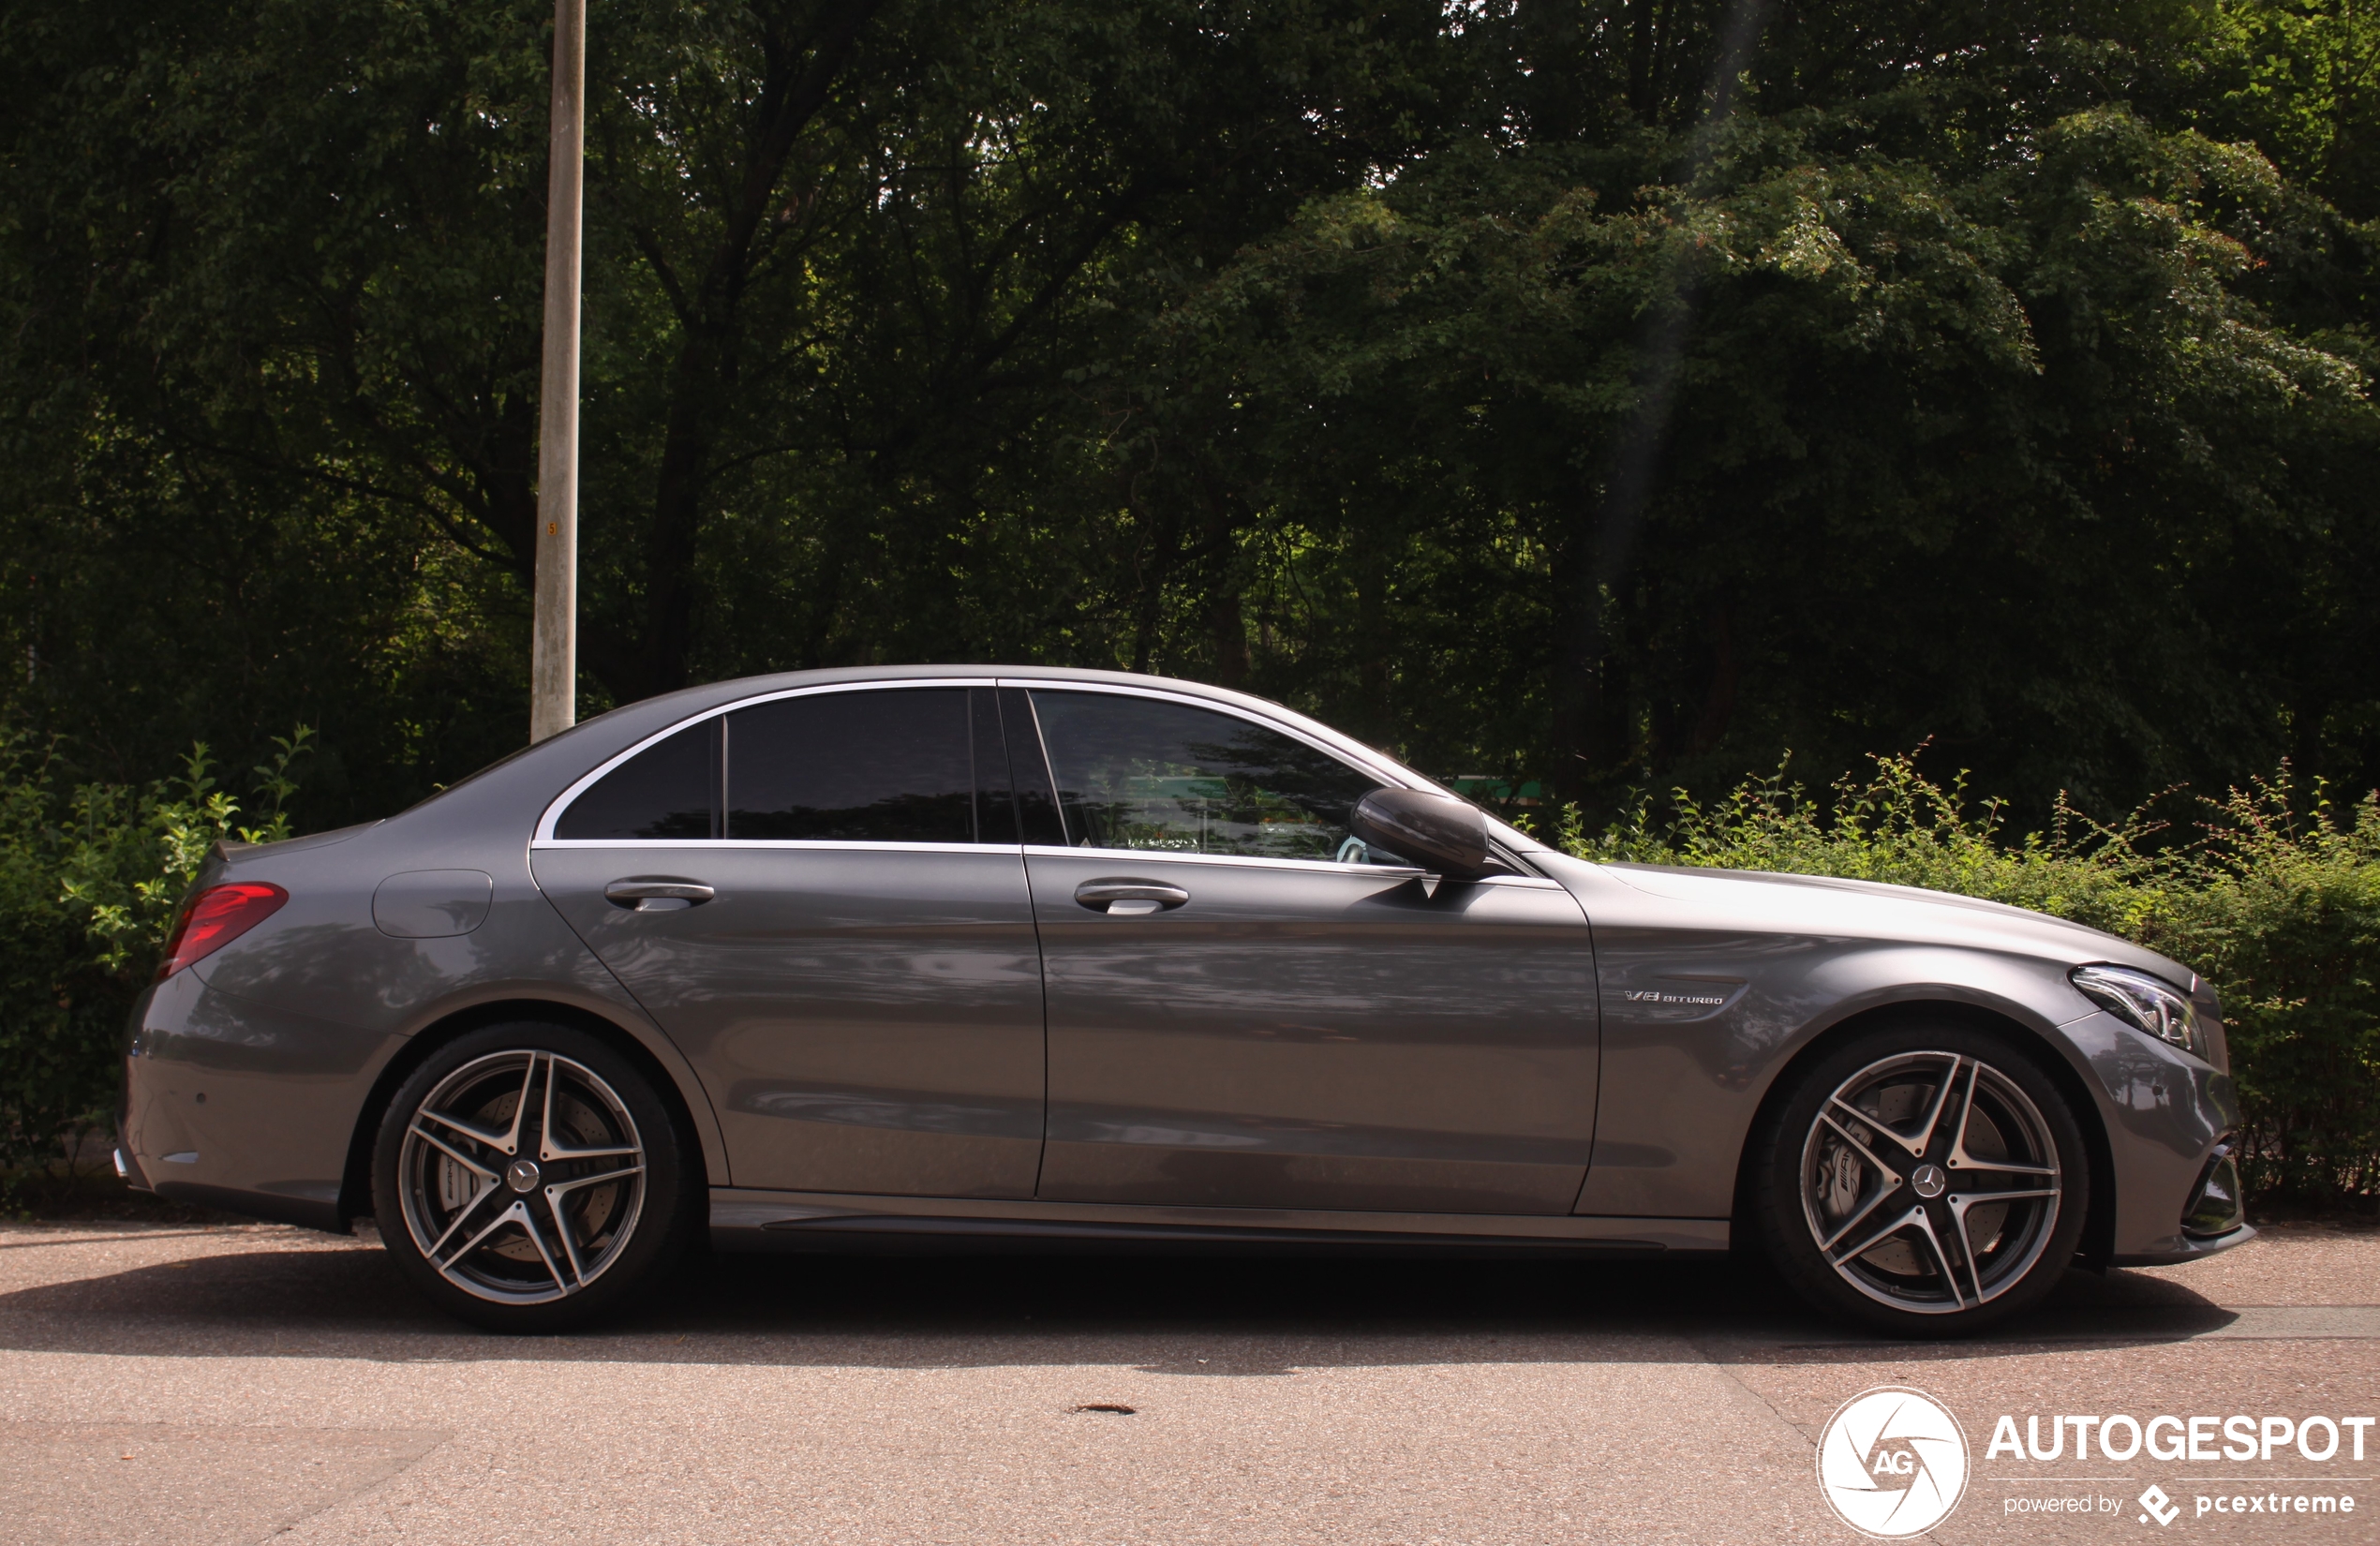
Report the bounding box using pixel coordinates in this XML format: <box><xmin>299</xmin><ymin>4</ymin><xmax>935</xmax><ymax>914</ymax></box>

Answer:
<box><xmin>604</xmin><ymin>878</ymin><xmax>715</xmax><ymax>912</ymax></box>
<box><xmin>1074</xmin><ymin>879</ymin><xmax>1190</xmax><ymax>916</ymax></box>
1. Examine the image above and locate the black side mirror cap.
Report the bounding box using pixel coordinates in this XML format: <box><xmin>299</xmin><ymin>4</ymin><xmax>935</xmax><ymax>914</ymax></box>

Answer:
<box><xmin>1350</xmin><ymin>788</ymin><xmax>1504</xmax><ymax>883</ymax></box>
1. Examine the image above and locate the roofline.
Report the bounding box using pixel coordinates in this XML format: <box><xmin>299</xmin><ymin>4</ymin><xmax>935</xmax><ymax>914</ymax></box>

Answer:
<box><xmin>393</xmin><ymin>663</ymin><xmax>1547</xmax><ymax>855</ymax></box>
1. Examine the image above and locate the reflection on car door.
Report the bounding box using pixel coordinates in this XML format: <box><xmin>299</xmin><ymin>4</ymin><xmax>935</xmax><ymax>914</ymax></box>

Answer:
<box><xmin>1017</xmin><ymin>687</ymin><xmax>1599</xmax><ymax>1215</ymax></box>
<box><xmin>531</xmin><ymin>685</ymin><xmax>1047</xmax><ymax>1197</ymax></box>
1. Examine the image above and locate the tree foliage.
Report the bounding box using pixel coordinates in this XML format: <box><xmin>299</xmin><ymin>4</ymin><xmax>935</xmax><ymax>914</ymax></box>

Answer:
<box><xmin>0</xmin><ymin>733</ymin><xmax>306</xmax><ymax>1188</ymax></box>
<box><xmin>0</xmin><ymin>0</ymin><xmax>2373</xmax><ymax>836</ymax></box>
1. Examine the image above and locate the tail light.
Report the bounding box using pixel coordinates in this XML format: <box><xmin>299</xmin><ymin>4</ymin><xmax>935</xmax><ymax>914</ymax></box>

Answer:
<box><xmin>155</xmin><ymin>882</ymin><xmax>288</xmax><ymax>982</ymax></box>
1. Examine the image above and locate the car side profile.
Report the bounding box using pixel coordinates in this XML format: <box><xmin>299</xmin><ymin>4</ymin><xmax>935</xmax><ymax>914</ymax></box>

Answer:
<box><xmin>116</xmin><ymin>665</ymin><xmax>2251</xmax><ymax>1334</ymax></box>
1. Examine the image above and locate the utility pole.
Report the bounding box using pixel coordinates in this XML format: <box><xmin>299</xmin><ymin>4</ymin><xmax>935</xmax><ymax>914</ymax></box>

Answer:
<box><xmin>530</xmin><ymin>0</ymin><xmax>587</xmax><ymax>743</ymax></box>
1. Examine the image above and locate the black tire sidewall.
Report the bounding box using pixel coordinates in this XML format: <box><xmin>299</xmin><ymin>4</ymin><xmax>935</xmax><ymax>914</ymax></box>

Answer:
<box><xmin>1755</xmin><ymin>1022</ymin><xmax>2091</xmax><ymax>1336</ymax></box>
<box><xmin>370</xmin><ymin>1021</ymin><xmax>692</xmax><ymax>1331</ymax></box>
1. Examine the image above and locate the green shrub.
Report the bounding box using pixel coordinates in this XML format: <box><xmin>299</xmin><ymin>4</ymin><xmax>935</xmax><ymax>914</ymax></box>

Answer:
<box><xmin>1545</xmin><ymin>754</ymin><xmax>2380</xmax><ymax>1209</ymax></box>
<box><xmin>6</xmin><ymin>727</ymin><xmax>2373</xmax><ymax>1214</ymax></box>
<box><xmin>0</xmin><ymin>731</ymin><xmax>309</xmax><ymax>1194</ymax></box>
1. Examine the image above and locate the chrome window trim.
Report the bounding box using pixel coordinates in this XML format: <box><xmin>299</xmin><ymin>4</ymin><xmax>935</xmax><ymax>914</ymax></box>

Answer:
<box><xmin>533</xmin><ymin>674</ymin><xmax>1428</xmax><ymax>847</ymax></box>
<box><xmin>531</xmin><ymin>839</ymin><xmax>1001</xmax><ymax>855</ymax></box>
<box><xmin>1017</xmin><ymin>845</ymin><xmax>1560</xmax><ymax>885</ymax></box>
<box><xmin>1015</xmin><ymin>677</ymin><xmax>1419</xmax><ymax>792</ymax></box>
<box><xmin>518</xmin><ymin>843</ymin><xmax>1554</xmax><ymax>883</ymax></box>
<box><xmin>532</xmin><ymin>677</ymin><xmax>989</xmax><ymax>844</ymax></box>
<box><xmin>1019</xmin><ymin>844</ymin><xmax>1423</xmax><ymax>878</ymax></box>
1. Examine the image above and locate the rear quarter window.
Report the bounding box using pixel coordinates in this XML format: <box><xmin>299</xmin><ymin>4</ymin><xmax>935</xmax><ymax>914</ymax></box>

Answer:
<box><xmin>553</xmin><ymin>721</ymin><xmax>719</xmax><ymax>840</ymax></box>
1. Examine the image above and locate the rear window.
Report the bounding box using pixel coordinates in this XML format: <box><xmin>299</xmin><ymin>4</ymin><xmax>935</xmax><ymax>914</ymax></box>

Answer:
<box><xmin>726</xmin><ymin>688</ymin><xmax>975</xmax><ymax>842</ymax></box>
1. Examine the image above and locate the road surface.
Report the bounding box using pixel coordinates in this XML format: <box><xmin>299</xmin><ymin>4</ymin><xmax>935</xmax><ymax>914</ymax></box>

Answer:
<box><xmin>1</xmin><ymin>1219</ymin><xmax>2373</xmax><ymax>1543</ymax></box>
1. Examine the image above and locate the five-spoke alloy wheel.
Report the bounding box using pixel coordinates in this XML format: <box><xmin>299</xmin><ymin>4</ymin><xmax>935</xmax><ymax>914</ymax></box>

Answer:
<box><xmin>1757</xmin><ymin>1026</ymin><xmax>2090</xmax><ymax>1335</ymax></box>
<box><xmin>372</xmin><ymin>1024</ymin><xmax>693</xmax><ymax>1331</ymax></box>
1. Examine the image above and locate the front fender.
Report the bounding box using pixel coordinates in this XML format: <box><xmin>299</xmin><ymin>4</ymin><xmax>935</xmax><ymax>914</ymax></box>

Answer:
<box><xmin>1538</xmin><ymin>855</ymin><xmax>2236</xmax><ymax>1256</ymax></box>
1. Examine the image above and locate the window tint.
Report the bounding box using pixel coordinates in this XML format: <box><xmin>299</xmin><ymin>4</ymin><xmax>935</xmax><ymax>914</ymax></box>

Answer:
<box><xmin>1029</xmin><ymin>691</ymin><xmax>1382</xmax><ymax>859</ymax></box>
<box><xmin>555</xmin><ymin>721</ymin><xmax>718</xmax><ymax>840</ymax></box>
<box><xmin>728</xmin><ymin>688</ymin><xmax>975</xmax><ymax>842</ymax></box>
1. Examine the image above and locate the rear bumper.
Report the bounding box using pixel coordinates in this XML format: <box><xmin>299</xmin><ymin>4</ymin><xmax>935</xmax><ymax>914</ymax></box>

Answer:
<box><xmin>111</xmin><ymin>1136</ymin><xmax>151</xmax><ymax>1192</ymax></box>
<box><xmin>117</xmin><ymin>968</ymin><xmax>397</xmax><ymax>1235</ymax></box>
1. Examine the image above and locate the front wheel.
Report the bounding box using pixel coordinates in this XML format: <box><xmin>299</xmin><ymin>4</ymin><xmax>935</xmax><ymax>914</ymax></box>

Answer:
<box><xmin>370</xmin><ymin>1023</ymin><xmax>693</xmax><ymax>1331</ymax></box>
<box><xmin>1754</xmin><ymin>1026</ymin><xmax>2090</xmax><ymax>1335</ymax></box>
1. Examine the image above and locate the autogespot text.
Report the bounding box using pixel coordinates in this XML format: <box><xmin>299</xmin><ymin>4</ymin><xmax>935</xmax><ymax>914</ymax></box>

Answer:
<box><xmin>1987</xmin><ymin>1411</ymin><xmax>2369</xmax><ymax>1527</ymax></box>
<box><xmin>1986</xmin><ymin>1412</ymin><xmax>2373</xmax><ymax>1463</ymax></box>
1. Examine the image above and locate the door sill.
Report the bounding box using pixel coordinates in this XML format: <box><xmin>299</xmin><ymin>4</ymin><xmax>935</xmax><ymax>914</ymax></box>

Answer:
<box><xmin>708</xmin><ymin>1186</ymin><xmax>1727</xmax><ymax>1255</ymax></box>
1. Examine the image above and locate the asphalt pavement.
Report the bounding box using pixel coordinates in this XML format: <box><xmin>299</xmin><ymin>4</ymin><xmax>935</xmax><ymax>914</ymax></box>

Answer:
<box><xmin>0</xmin><ymin>1217</ymin><xmax>2373</xmax><ymax>1544</ymax></box>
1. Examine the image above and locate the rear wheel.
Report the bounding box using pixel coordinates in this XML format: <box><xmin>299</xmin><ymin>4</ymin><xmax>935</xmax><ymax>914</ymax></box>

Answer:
<box><xmin>1755</xmin><ymin>1025</ymin><xmax>2089</xmax><ymax>1335</ymax></box>
<box><xmin>371</xmin><ymin>1023</ymin><xmax>693</xmax><ymax>1331</ymax></box>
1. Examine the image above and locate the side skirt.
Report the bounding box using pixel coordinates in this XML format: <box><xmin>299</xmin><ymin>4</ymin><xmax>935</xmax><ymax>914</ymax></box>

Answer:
<box><xmin>708</xmin><ymin>1187</ymin><xmax>1728</xmax><ymax>1256</ymax></box>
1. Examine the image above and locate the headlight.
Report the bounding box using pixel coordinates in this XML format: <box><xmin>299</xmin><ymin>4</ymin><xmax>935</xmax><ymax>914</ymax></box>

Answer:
<box><xmin>2071</xmin><ymin>963</ymin><xmax>2210</xmax><ymax>1060</ymax></box>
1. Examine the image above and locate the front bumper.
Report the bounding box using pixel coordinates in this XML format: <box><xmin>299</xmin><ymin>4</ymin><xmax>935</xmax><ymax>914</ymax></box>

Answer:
<box><xmin>2112</xmin><ymin>1222</ymin><xmax>2257</xmax><ymax>1268</ymax></box>
<box><xmin>2062</xmin><ymin>1008</ymin><xmax>2249</xmax><ymax>1264</ymax></box>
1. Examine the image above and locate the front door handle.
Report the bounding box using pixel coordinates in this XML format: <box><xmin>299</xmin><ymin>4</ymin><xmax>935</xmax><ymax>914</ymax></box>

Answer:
<box><xmin>1075</xmin><ymin>879</ymin><xmax>1190</xmax><ymax>916</ymax></box>
<box><xmin>604</xmin><ymin>877</ymin><xmax>715</xmax><ymax>912</ymax></box>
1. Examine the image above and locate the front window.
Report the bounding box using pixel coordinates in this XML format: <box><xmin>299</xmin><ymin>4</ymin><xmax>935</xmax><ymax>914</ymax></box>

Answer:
<box><xmin>1028</xmin><ymin>691</ymin><xmax>1382</xmax><ymax>860</ymax></box>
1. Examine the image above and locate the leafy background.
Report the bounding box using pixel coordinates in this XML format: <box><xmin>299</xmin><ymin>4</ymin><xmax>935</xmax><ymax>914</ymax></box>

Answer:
<box><xmin>0</xmin><ymin>0</ymin><xmax>2374</xmax><ymax>1204</ymax></box>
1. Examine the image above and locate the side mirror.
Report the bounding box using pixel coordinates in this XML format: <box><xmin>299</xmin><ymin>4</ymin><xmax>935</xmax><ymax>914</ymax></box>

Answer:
<box><xmin>1350</xmin><ymin>788</ymin><xmax>1501</xmax><ymax>883</ymax></box>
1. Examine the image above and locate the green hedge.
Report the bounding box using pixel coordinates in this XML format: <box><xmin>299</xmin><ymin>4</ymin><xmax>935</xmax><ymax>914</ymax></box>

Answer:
<box><xmin>4</xmin><ymin>736</ymin><xmax>2373</xmax><ymax>1211</ymax></box>
<box><xmin>1540</xmin><ymin>754</ymin><xmax>2380</xmax><ymax>1209</ymax></box>
<box><xmin>0</xmin><ymin>733</ymin><xmax>307</xmax><ymax>1193</ymax></box>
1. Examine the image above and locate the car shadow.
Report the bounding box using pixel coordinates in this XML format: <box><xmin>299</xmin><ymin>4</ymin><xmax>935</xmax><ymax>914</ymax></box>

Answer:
<box><xmin>0</xmin><ymin>1233</ymin><xmax>2240</xmax><ymax>1369</ymax></box>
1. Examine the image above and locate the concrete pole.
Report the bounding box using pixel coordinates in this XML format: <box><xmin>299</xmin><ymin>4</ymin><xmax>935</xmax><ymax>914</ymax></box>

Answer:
<box><xmin>530</xmin><ymin>0</ymin><xmax>587</xmax><ymax>743</ymax></box>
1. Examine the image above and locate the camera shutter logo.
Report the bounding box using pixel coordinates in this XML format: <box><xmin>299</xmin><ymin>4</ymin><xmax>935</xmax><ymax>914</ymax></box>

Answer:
<box><xmin>1817</xmin><ymin>1387</ymin><xmax>1971</xmax><ymax>1538</ymax></box>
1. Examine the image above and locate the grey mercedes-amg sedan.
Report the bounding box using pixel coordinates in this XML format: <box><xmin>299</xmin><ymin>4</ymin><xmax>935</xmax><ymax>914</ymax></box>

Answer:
<box><xmin>116</xmin><ymin>665</ymin><xmax>2250</xmax><ymax>1334</ymax></box>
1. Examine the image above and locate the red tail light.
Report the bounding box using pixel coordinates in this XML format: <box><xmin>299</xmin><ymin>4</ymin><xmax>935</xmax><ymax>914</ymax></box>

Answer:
<box><xmin>155</xmin><ymin>882</ymin><xmax>289</xmax><ymax>982</ymax></box>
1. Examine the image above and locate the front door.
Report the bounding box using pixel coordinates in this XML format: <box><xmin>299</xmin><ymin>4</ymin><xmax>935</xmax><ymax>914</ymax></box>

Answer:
<box><xmin>1013</xmin><ymin>686</ymin><xmax>1599</xmax><ymax>1215</ymax></box>
<box><xmin>531</xmin><ymin>684</ymin><xmax>1047</xmax><ymax>1197</ymax></box>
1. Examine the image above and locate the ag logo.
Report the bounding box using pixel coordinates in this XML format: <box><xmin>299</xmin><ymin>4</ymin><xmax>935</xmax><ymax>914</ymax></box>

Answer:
<box><xmin>1817</xmin><ymin>1386</ymin><xmax>1970</xmax><ymax>1539</ymax></box>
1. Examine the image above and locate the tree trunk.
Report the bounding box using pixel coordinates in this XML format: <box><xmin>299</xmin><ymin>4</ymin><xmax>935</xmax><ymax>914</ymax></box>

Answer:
<box><xmin>1547</xmin><ymin>500</ymin><xmax>1604</xmax><ymax>810</ymax></box>
<box><xmin>1688</xmin><ymin>604</ymin><xmax>1738</xmax><ymax>754</ymax></box>
<box><xmin>612</xmin><ymin>4</ymin><xmax>883</xmax><ymax>701</ymax></box>
<box><xmin>1202</xmin><ymin>491</ymin><xmax>1249</xmax><ymax>689</ymax></box>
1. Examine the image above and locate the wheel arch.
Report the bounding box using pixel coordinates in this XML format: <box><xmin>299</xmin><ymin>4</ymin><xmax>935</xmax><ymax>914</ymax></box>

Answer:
<box><xmin>338</xmin><ymin>996</ymin><xmax>720</xmax><ymax>1226</ymax></box>
<box><xmin>1726</xmin><ymin>998</ymin><xmax>2118</xmax><ymax>1271</ymax></box>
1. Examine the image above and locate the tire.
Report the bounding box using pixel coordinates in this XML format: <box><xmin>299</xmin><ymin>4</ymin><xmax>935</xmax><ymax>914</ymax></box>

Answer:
<box><xmin>1753</xmin><ymin>1023</ymin><xmax>2090</xmax><ymax>1336</ymax></box>
<box><xmin>370</xmin><ymin>1022</ymin><xmax>695</xmax><ymax>1332</ymax></box>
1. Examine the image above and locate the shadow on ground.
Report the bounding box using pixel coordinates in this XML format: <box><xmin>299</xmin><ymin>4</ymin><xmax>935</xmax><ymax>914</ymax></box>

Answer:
<box><xmin>0</xmin><ymin>1228</ymin><xmax>2239</xmax><ymax>1369</ymax></box>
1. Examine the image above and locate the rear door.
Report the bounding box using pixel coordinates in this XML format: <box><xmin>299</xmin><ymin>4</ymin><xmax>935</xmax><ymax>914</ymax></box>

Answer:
<box><xmin>530</xmin><ymin>684</ymin><xmax>1047</xmax><ymax>1197</ymax></box>
<box><xmin>1016</xmin><ymin>686</ymin><xmax>1600</xmax><ymax>1215</ymax></box>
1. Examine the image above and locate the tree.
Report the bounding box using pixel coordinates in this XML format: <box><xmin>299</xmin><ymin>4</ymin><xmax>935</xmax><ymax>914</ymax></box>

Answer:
<box><xmin>0</xmin><ymin>0</ymin><xmax>2373</xmax><ymax>834</ymax></box>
